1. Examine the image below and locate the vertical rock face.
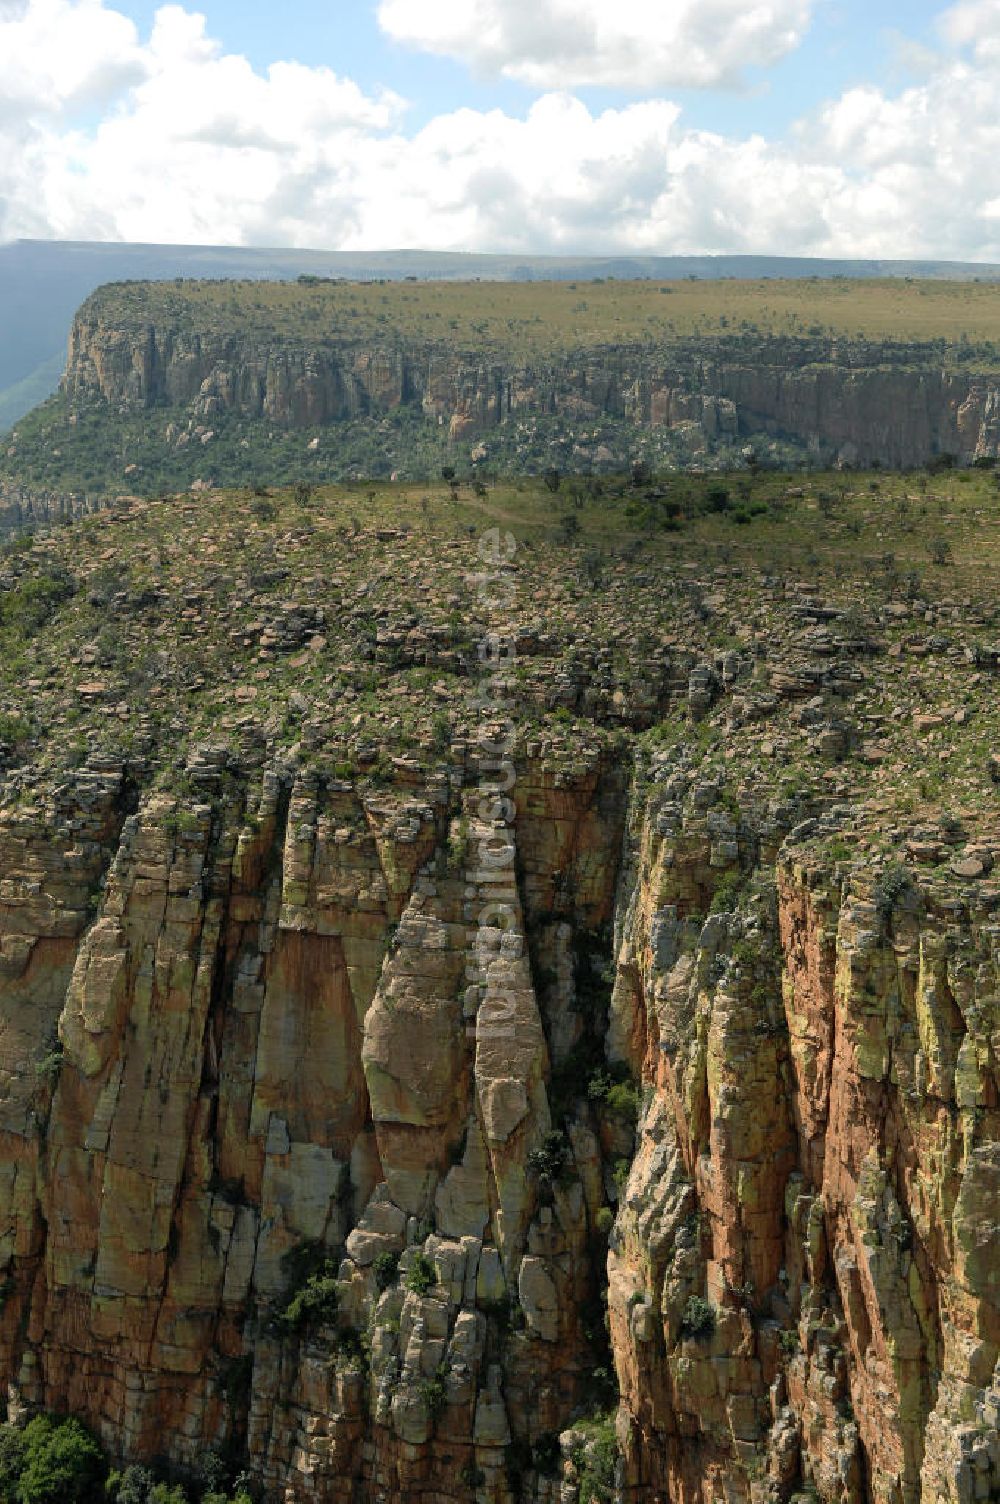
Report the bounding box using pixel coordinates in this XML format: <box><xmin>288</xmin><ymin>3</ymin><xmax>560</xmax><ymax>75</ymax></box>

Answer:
<box><xmin>0</xmin><ymin>746</ymin><xmax>633</xmax><ymax>1502</ymax></box>
<box><xmin>0</xmin><ymin>738</ymin><xmax>996</xmax><ymax>1504</ymax></box>
<box><xmin>58</xmin><ymin>310</ymin><xmax>1000</xmax><ymax>467</ymax></box>
<box><xmin>607</xmin><ymin>768</ymin><xmax>999</xmax><ymax>1504</ymax></box>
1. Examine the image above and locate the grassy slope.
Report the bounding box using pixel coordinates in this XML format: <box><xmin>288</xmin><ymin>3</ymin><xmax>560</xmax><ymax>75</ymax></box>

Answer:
<box><xmin>77</xmin><ymin>275</ymin><xmax>1000</xmax><ymax>352</ymax></box>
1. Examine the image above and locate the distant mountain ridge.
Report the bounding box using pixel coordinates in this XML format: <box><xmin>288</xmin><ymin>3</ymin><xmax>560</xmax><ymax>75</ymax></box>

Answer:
<box><xmin>4</xmin><ymin>238</ymin><xmax>1000</xmax><ymax>429</ymax></box>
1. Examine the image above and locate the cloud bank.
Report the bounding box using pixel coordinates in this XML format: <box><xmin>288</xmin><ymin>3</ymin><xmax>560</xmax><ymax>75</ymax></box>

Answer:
<box><xmin>1</xmin><ymin>0</ymin><xmax>999</xmax><ymax>260</ymax></box>
<box><xmin>375</xmin><ymin>0</ymin><xmax>814</xmax><ymax>91</ymax></box>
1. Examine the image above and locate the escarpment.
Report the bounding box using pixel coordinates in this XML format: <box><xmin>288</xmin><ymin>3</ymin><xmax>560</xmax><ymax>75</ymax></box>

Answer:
<box><xmin>607</xmin><ymin>782</ymin><xmax>999</xmax><ymax>1504</ymax></box>
<box><xmin>0</xmin><ymin>743</ymin><xmax>633</xmax><ymax>1501</ymax></box>
<box><xmin>0</xmin><ymin>473</ymin><xmax>998</xmax><ymax>1502</ymax></box>
<box><xmin>61</xmin><ymin>308</ymin><xmax>1000</xmax><ymax>470</ymax></box>
<box><xmin>8</xmin><ymin>279</ymin><xmax>1000</xmax><ymax>520</ymax></box>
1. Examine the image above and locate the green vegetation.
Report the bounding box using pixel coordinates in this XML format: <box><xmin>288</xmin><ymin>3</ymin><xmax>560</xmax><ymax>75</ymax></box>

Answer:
<box><xmin>0</xmin><ymin>1416</ymin><xmax>103</xmax><ymax>1504</ymax></box>
<box><xmin>275</xmin><ymin>1242</ymin><xmax>340</xmax><ymax>1333</ymax></box>
<box><xmin>0</xmin><ymin>570</ymin><xmax>74</xmax><ymax>640</ymax></box>
<box><xmin>372</xmin><ymin>1251</ymin><xmax>400</xmax><ymax>1291</ymax></box>
<box><xmin>526</xmin><ymin>1130</ymin><xmax>572</xmax><ymax>1190</ymax></box>
<box><xmin>105</xmin><ymin>1460</ymin><xmax>251</xmax><ymax>1504</ymax></box>
<box><xmin>418</xmin><ymin>1364</ymin><xmax>450</xmax><ymax>1420</ymax></box>
<box><xmin>68</xmin><ymin>275</ymin><xmax>1000</xmax><ymax>353</ymax></box>
<box><xmin>873</xmin><ymin>863</ymin><xmax>914</xmax><ymax>917</ymax></box>
<box><xmin>404</xmin><ymin>1252</ymin><xmax>438</xmax><ymax>1296</ymax></box>
<box><xmin>680</xmin><ymin>1296</ymin><xmax>717</xmax><ymax>1340</ymax></box>
<box><xmin>0</xmin><ymin>1422</ymin><xmax>254</xmax><ymax>1504</ymax></box>
<box><xmin>587</xmin><ymin>1069</ymin><xmax>641</xmax><ymax>1127</ymax></box>
<box><xmin>569</xmin><ymin>1414</ymin><xmax>619</xmax><ymax>1504</ymax></box>
<box><xmin>8</xmin><ymin>273</ymin><xmax>1000</xmax><ymax>495</ymax></box>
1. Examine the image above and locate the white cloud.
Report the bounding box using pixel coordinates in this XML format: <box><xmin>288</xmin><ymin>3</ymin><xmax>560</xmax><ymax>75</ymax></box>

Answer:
<box><xmin>2</xmin><ymin>0</ymin><xmax>1000</xmax><ymax>262</ymax></box>
<box><xmin>939</xmin><ymin>0</ymin><xmax>1000</xmax><ymax>62</ymax></box>
<box><xmin>0</xmin><ymin>0</ymin><xmax>145</xmax><ymax>113</ymax></box>
<box><xmin>376</xmin><ymin>0</ymin><xmax>814</xmax><ymax>91</ymax></box>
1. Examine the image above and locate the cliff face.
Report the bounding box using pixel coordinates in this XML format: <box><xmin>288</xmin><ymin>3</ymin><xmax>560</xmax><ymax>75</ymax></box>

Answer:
<box><xmin>0</xmin><ymin>748</ymin><xmax>996</xmax><ymax>1504</ymax></box>
<box><xmin>0</xmin><ymin>469</ymin><xmax>998</xmax><ymax>1504</ymax></box>
<box><xmin>61</xmin><ymin>311</ymin><xmax>1000</xmax><ymax>468</ymax></box>
<box><xmin>0</xmin><ymin>745</ymin><xmax>633</xmax><ymax>1502</ymax></box>
<box><xmin>607</xmin><ymin>782</ymin><xmax>999</xmax><ymax>1504</ymax></box>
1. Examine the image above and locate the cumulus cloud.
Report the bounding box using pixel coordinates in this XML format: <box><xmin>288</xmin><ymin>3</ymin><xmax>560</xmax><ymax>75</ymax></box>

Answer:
<box><xmin>376</xmin><ymin>0</ymin><xmax>814</xmax><ymax>91</ymax></box>
<box><xmin>1</xmin><ymin>0</ymin><xmax>1000</xmax><ymax>261</ymax></box>
<box><xmin>0</xmin><ymin>0</ymin><xmax>145</xmax><ymax>113</ymax></box>
<box><xmin>939</xmin><ymin>0</ymin><xmax>1000</xmax><ymax>61</ymax></box>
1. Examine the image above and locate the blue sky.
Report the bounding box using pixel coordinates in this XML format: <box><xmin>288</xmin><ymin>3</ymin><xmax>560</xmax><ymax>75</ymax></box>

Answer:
<box><xmin>102</xmin><ymin>0</ymin><xmax>951</xmax><ymax>134</ymax></box>
<box><xmin>1</xmin><ymin>0</ymin><xmax>999</xmax><ymax>259</ymax></box>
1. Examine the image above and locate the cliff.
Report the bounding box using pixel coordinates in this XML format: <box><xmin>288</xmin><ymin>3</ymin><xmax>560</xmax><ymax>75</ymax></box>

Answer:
<box><xmin>0</xmin><ymin>470</ymin><xmax>997</xmax><ymax>1503</ymax></box>
<box><xmin>61</xmin><ymin>305</ymin><xmax>1000</xmax><ymax>470</ymax></box>
<box><xmin>6</xmin><ymin>279</ymin><xmax>1000</xmax><ymax>517</ymax></box>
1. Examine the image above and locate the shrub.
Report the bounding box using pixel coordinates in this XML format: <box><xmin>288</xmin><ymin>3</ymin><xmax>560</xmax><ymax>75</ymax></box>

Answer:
<box><xmin>430</xmin><ymin>711</ymin><xmax>451</xmax><ymax>754</ymax></box>
<box><xmin>778</xmin><ymin>1328</ymin><xmax>801</xmax><ymax>1357</ymax></box>
<box><xmin>680</xmin><ymin>1296</ymin><xmax>716</xmax><ymax>1340</ymax></box>
<box><xmin>873</xmin><ymin>864</ymin><xmax>912</xmax><ymax>918</ymax></box>
<box><xmin>709</xmin><ymin>871</ymin><xmax>746</xmax><ymax>914</ymax></box>
<box><xmin>276</xmin><ymin>1243</ymin><xmax>340</xmax><ymax>1333</ymax></box>
<box><xmin>604</xmin><ymin>1082</ymin><xmax>639</xmax><ymax>1125</ymax></box>
<box><xmin>612</xmin><ymin>1158</ymin><xmax>631</xmax><ymax>1189</ymax></box>
<box><xmin>278</xmin><ymin>1267</ymin><xmax>339</xmax><ymax>1332</ymax></box>
<box><xmin>526</xmin><ymin>1131</ymin><xmax>570</xmax><ymax>1188</ymax></box>
<box><xmin>0</xmin><ymin>714</ymin><xmax>30</xmax><ymax>750</ymax></box>
<box><xmin>583</xmin><ymin>1066</ymin><xmax>640</xmax><ymax>1129</ymax></box>
<box><xmin>0</xmin><ymin>570</ymin><xmax>75</xmax><ymax>639</ymax></box>
<box><xmin>106</xmin><ymin>1465</ymin><xmax>157</xmax><ymax>1504</ymax></box>
<box><xmin>419</xmin><ymin>1364</ymin><xmax>450</xmax><ymax>1418</ymax></box>
<box><xmin>372</xmin><ymin>1251</ymin><xmax>400</xmax><ymax>1292</ymax></box>
<box><xmin>405</xmin><ymin>1252</ymin><xmax>437</xmax><ymax>1296</ymax></box>
<box><xmin>571</xmin><ymin>1417</ymin><xmax>619</xmax><ymax>1504</ymax></box>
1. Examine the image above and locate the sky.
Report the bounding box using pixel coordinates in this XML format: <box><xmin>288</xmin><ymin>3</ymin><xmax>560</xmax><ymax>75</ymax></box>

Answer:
<box><xmin>2</xmin><ymin>0</ymin><xmax>1000</xmax><ymax>259</ymax></box>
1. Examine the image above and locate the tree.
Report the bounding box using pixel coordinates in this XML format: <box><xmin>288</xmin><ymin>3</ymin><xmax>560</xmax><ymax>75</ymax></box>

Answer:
<box><xmin>14</xmin><ymin>1416</ymin><xmax>105</xmax><ymax>1504</ymax></box>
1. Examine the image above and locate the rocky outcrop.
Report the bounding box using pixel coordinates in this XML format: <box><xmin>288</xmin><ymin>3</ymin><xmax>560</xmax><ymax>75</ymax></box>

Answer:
<box><xmin>0</xmin><ymin>742</ymin><xmax>633</xmax><ymax>1502</ymax></box>
<box><xmin>0</xmin><ymin>472</ymin><xmax>998</xmax><ymax>1502</ymax></box>
<box><xmin>0</xmin><ymin>483</ymin><xmax>107</xmax><ymax>538</ymax></box>
<box><xmin>61</xmin><ymin>302</ymin><xmax>1000</xmax><ymax>467</ymax></box>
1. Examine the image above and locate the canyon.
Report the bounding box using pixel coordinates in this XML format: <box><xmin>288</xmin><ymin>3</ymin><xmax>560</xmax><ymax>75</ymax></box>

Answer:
<box><xmin>0</xmin><ymin>469</ymin><xmax>996</xmax><ymax>1503</ymax></box>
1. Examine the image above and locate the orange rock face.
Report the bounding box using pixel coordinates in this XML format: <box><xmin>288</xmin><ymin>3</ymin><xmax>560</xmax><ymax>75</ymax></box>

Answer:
<box><xmin>608</xmin><ymin>778</ymin><xmax>999</xmax><ymax>1504</ymax></box>
<box><xmin>0</xmin><ymin>745</ymin><xmax>996</xmax><ymax>1504</ymax></box>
